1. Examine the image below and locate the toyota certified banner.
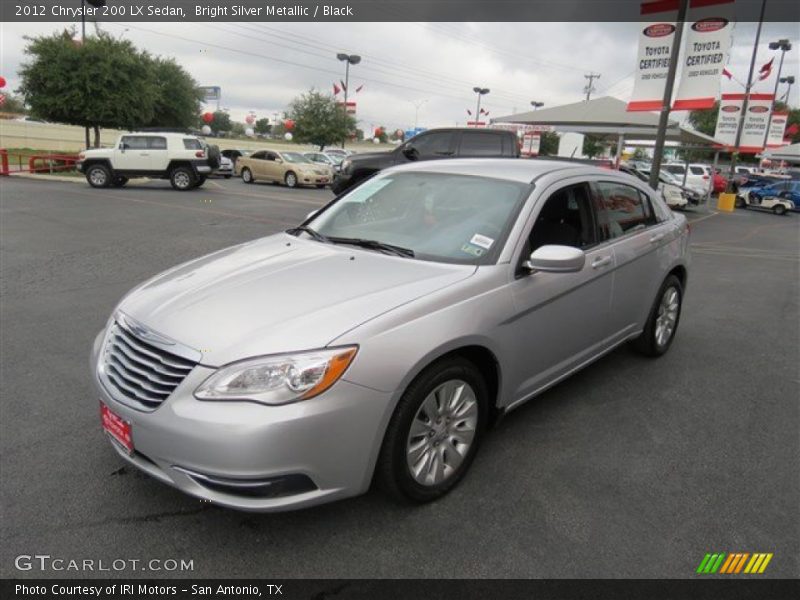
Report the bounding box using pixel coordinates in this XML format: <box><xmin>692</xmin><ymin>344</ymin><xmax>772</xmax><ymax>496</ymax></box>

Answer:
<box><xmin>627</xmin><ymin>3</ymin><xmax>677</xmax><ymax>111</ymax></box>
<box><xmin>672</xmin><ymin>0</ymin><xmax>734</xmax><ymax>110</ymax></box>
<box><xmin>766</xmin><ymin>112</ymin><xmax>789</xmax><ymax>147</ymax></box>
<box><xmin>714</xmin><ymin>93</ymin><xmax>775</xmax><ymax>152</ymax></box>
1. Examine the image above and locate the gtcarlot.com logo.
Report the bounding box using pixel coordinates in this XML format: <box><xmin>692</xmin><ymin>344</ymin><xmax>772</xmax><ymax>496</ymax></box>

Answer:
<box><xmin>696</xmin><ymin>552</ymin><xmax>773</xmax><ymax>574</ymax></box>
<box><xmin>15</xmin><ymin>554</ymin><xmax>194</xmax><ymax>572</ymax></box>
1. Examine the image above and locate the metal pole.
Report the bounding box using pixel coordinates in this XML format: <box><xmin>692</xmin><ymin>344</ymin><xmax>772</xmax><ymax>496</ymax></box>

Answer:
<box><xmin>648</xmin><ymin>0</ymin><xmax>689</xmax><ymax>192</ymax></box>
<box><xmin>706</xmin><ymin>151</ymin><xmax>719</xmax><ymax>205</ymax></box>
<box><xmin>342</xmin><ymin>61</ymin><xmax>350</xmax><ymax>148</ymax></box>
<box><xmin>763</xmin><ymin>48</ymin><xmax>786</xmax><ymax>147</ymax></box>
<box><xmin>726</xmin><ymin>0</ymin><xmax>767</xmax><ymax>191</ymax></box>
<box><xmin>615</xmin><ymin>133</ymin><xmax>624</xmax><ymax>168</ymax></box>
<box><xmin>81</xmin><ymin>0</ymin><xmax>90</xmax><ymax>150</ymax></box>
<box><xmin>474</xmin><ymin>94</ymin><xmax>481</xmax><ymax>128</ymax></box>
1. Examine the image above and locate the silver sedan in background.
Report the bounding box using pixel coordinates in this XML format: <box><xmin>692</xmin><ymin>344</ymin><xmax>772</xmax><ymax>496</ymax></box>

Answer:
<box><xmin>91</xmin><ymin>159</ymin><xmax>690</xmax><ymax>511</ymax></box>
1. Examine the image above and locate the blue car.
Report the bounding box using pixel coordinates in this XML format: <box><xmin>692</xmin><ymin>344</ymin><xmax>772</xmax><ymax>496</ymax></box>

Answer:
<box><xmin>749</xmin><ymin>180</ymin><xmax>800</xmax><ymax>211</ymax></box>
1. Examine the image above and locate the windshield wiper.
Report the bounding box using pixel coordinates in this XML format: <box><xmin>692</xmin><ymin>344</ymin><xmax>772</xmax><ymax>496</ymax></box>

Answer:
<box><xmin>285</xmin><ymin>226</ymin><xmax>331</xmax><ymax>243</ymax></box>
<box><xmin>329</xmin><ymin>237</ymin><xmax>415</xmax><ymax>258</ymax></box>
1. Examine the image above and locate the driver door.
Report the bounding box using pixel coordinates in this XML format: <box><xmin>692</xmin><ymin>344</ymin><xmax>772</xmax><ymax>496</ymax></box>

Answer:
<box><xmin>504</xmin><ymin>180</ymin><xmax>616</xmax><ymax>402</ymax></box>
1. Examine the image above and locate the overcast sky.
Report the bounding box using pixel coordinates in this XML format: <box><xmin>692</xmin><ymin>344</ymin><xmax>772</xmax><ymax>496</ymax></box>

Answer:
<box><xmin>1</xmin><ymin>21</ymin><xmax>797</xmax><ymax>131</ymax></box>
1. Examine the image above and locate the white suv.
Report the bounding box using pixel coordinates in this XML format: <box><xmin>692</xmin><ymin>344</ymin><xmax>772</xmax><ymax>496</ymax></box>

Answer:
<box><xmin>663</xmin><ymin>163</ymin><xmax>712</xmax><ymax>193</ymax></box>
<box><xmin>78</xmin><ymin>132</ymin><xmax>221</xmax><ymax>190</ymax></box>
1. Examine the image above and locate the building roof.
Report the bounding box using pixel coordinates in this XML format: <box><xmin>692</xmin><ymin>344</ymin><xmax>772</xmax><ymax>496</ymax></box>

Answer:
<box><xmin>760</xmin><ymin>143</ymin><xmax>800</xmax><ymax>164</ymax></box>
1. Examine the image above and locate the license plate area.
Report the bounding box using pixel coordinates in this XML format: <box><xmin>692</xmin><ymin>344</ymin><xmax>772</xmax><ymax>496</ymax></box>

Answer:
<box><xmin>100</xmin><ymin>402</ymin><xmax>134</xmax><ymax>454</ymax></box>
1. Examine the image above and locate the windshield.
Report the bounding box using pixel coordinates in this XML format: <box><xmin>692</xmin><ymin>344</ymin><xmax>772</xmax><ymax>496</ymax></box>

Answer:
<box><xmin>307</xmin><ymin>172</ymin><xmax>529</xmax><ymax>264</ymax></box>
<box><xmin>282</xmin><ymin>152</ymin><xmax>312</xmax><ymax>164</ymax></box>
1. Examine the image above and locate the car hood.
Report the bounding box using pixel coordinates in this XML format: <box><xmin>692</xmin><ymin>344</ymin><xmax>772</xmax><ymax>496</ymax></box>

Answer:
<box><xmin>117</xmin><ymin>234</ymin><xmax>475</xmax><ymax>366</ymax></box>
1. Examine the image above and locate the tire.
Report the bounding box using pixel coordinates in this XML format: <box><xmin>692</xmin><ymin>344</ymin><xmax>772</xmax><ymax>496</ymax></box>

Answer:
<box><xmin>169</xmin><ymin>166</ymin><xmax>195</xmax><ymax>191</ymax></box>
<box><xmin>85</xmin><ymin>164</ymin><xmax>111</xmax><ymax>188</ymax></box>
<box><xmin>375</xmin><ymin>357</ymin><xmax>488</xmax><ymax>503</ymax></box>
<box><xmin>773</xmin><ymin>204</ymin><xmax>787</xmax><ymax>216</ymax></box>
<box><xmin>193</xmin><ymin>176</ymin><xmax>207</xmax><ymax>189</ymax></box>
<box><xmin>284</xmin><ymin>171</ymin><xmax>298</xmax><ymax>188</ymax></box>
<box><xmin>735</xmin><ymin>196</ymin><xmax>746</xmax><ymax>209</ymax></box>
<box><xmin>316</xmin><ymin>184</ymin><xmax>327</xmax><ymax>189</ymax></box>
<box><xmin>241</xmin><ymin>168</ymin><xmax>254</xmax><ymax>184</ymax></box>
<box><xmin>631</xmin><ymin>274</ymin><xmax>683</xmax><ymax>357</ymax></box>
<box><xmin>111</xmin><ymin>175</ymin><xmax>128</xmax><ymax>188</ymax></box>
<box><xmin>224</xmin><ymin>175</ymin><xmax>232</xmax><ymax>179</ymax></box>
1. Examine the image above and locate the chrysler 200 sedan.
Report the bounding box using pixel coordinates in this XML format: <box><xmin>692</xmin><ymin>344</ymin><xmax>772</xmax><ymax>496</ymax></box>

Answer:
<box><xmin>91</xmin><ymin>159</ymin><xmax>690</xmax><ymax>511</ymax></box>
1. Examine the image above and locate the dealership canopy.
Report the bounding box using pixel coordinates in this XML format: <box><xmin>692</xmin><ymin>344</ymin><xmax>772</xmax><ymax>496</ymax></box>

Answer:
<box><xmin>760</xmin><ymin>142</ymin><xmax>800</xmax><ymax>165</ymax></box>
<box><xmin>492</xmin><ymin>96</ymin><xmax>721</xmax><ymax>148</ymax></box>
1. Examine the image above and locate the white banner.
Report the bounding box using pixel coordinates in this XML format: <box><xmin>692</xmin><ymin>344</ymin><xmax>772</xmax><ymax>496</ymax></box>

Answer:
<box><xmin>766</xmin><ymin>112</ymin><xmax>789</xmax><ymax>147</ymax></box>
<box><xmin>521</xmin><ymin>133</ymin><xmax>541</xmax><ymax>156</ymax></box>
<box><xmin>672</xmin><ymin>1</ymin><xmax>734</xmax><ymax>110</ymax></box>
<box><xmin>714</xmin><ymin>93</ymin><xmax>774</xmax><ymax>153</ymax></box>
<box><xmin>628</xmin><ymin>11</ymin><xmax>676</xmax><ymax>112</ymax></box>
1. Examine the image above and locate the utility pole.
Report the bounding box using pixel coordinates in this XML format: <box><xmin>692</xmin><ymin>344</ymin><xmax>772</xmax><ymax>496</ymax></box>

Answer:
<box><xmin>726</xmin><ymin>0</ymin><xmax>767</xmax><ymax>191</ymax></box>
<box><xmin>648</xmin><ymin>0</ymin><xmax>688</xmax><ymax>192</ymax></box>
<box><xmin>584</xmin><ymin>73</ymin><xmax>601</xmax><ymax>101</ymax></box>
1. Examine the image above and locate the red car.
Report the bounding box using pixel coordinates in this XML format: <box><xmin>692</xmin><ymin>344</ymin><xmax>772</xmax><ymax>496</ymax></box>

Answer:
<box><xmin>713</xmin><ymin>171</ymin><xmax>728</xmax><ymax>193</ymax></box>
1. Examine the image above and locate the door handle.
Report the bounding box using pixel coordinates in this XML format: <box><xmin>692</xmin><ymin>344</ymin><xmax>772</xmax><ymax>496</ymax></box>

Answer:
<box><xmin>591</xmin><ymin>256</ymin><xmax>612</xmax><ymax>269</ymax></box>
<box><xmin>649</xmin><ymin>233</ymin><xmax>665</xmax><ymax>244</ymax></box>
<box><xmin>139</xmin><ymin>152</ymin><xmax>150</xmax><ymax>156</ymax></box>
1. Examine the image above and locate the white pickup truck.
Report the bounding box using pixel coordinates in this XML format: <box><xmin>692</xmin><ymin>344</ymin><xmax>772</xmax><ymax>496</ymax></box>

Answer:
<box><xmin>77</xmin><ymin>132</ymin><xmax>221</xmax><ymax>190</ymax></box>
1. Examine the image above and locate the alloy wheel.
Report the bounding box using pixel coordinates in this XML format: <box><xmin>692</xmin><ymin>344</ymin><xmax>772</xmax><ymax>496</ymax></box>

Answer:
<box><xmin>655</xmin><ymin>287</ymin><xmax>679</xmax><ymax>347</ymax></box>
<box><xmin>89</xmin><ymin>168</ymin><xmax>107</xmax><ymax>186</ymax></box>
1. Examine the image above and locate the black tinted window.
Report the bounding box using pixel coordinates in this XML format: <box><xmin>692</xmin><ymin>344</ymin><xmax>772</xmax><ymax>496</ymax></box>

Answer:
<box><xmin>148</xmin><ymin>137</ymin><xmax>167</xmax><ymax>150</ymax></box>
<box><xmin>690</xmin><ymin>166</ymin><xmax>705</xmax><ymax>175</ymax></box>
<box><xmin>250</xmin><ymin>151</ymin><xmax>266</xmax><ymax>159</ymax></box>
<box><xmin>594</xmin><ymin>182</ymin><xmax>656</xmax><ymax>238</ymax></box>
<box><xmin>121</xmin><ymin>136</ymin><xmax>148</xmax><ymax>150</ymax></box>
<box><xmin>183</xmin><ymin>138</ymin><xmax>203</xmax><ymax>150</ymax></box>
<box><xmin>407</xmin><ymin>132</ymin><xmax>454</xmax><ymax>157</ymax></box>
<box><xmin>459</xmin><ymin>132</ymin><xmax>504</xmax><ymax>157</ymax></box>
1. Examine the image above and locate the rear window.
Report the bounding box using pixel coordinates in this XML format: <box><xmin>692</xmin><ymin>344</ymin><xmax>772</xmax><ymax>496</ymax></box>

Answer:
<box><xmin>664</xmin><ymin>165</ymin><xmax>684</xmax><ymax>175</ymax></box>
<box><xmin>183</xmin><ymin>138</ymin><xmax>203</xmax><ymax>150</ymax></box>
<box><xmin>690</xmin><ymin>166</ymin><xmax>705</xmax><ymax>175</ymax></box>
<box><xmin>148</xmin><ymin>137</ymin><xmax>167</xmax><ymax>150</ymax></box>
<box><xmin>459</xmin><ymin>132</ymin><xmax>504</xmax><ymax>157</ymax></box>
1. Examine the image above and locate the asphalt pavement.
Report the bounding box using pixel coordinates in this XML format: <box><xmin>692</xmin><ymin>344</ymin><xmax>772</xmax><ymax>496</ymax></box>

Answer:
<box><xmin>1</xmin><ymin>175</ymin><xmax>798</xmax><ymax>578</ymax></box>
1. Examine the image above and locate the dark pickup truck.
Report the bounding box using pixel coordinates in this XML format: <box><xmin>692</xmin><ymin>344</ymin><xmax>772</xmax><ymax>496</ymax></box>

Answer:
<box><xmin>332</xmin><ymin>127</ymin><xmax>520</xmax><ymax>194</ymax></box>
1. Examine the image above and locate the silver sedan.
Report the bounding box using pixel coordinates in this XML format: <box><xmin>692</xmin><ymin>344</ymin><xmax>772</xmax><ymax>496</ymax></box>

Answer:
<box><xmin>91</xmin><ymin>159</ymin><xmax>690</xmax><ymax>511</ymax></box>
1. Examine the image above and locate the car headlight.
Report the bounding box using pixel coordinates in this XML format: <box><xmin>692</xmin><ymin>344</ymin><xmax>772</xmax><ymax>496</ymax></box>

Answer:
<box><xmin>194</xmin><ymin>346</ymin><xmax>357</xmax><ymax>405</ymax></box>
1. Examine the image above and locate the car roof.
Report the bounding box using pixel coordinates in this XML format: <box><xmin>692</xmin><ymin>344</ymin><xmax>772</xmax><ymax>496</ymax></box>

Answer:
<box><xmin>384</xmin><ymin>158</ymin><xmax>611</xmax><ymax>184</ymax></box>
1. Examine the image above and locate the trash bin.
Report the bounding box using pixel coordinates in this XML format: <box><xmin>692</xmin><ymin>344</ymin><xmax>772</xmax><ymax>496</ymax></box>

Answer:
<box><xmin>717</xmin><ymin>192</ymin><xmax>736</xmax><ymax>212</ymax></box>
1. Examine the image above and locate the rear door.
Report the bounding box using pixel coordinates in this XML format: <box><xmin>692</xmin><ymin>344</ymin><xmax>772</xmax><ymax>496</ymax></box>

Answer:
<box><xmin>592</xmin><ymin>179</ymin><xmax>673</xmax><ymax>337</ymax></box>
<box><xmin>147</xmin><ymin>136</ymin><xmax>169</xmax><ymax>171</ymax></box>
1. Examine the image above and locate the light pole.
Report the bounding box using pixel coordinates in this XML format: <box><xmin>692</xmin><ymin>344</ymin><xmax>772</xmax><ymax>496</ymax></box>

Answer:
<box><xmin>337</xmin><ymin>52</ymin><xmax>361</xmax><ymax>148</ymax></box>
<box><xmin>531</xmin><ymin>101</ymin><xmax>544</xmax><ymax>110</ymax></box>
<box><xmin>410</xmin><ymin>99</ymin><xmax>428</xmax><ymax>129</ymax></box>
<box><xmin>473</xmin><ymin>87</ymin><xmax>490</xmax><ymax>127</ymax></box>
<box><xmin>779</xmin><ymin>75</ymin><xmax>795</xmax><ymax>103</ymax></box>
<box><xmin>763</xmin><ymin>39</ymin><xmax>792</xmax><ymax>147</ymax></box>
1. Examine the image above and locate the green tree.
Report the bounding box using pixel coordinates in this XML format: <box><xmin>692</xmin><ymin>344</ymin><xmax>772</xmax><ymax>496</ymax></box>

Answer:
<box><xmin>254</xmin><ymin>117</ymin><xmax>271</xmax><ymax>135</ymax></box>
<box><xmin>1</xmin><ymin>94</ymin><xmax>27</xmax><ymax>114</ymax></box>
<box><xmin>582</xmin><ymin>134</ymin><xmax>605</xmax><ymax>159</ymax></box>
<box><xmin>288</xmin><ymin>89</ymin><xmax>355</xmax><ymax>150</ymax></box>
<box><xmin>147</xmin><ymin>57</ymin><xmax>203</xmax><ymax>130</ymax></box>
<box><xmin>212</xmin><ymin>110</ymin><xmax>232</xmax><ymax>133</ymax></box>
<box><xmin>538</xmin><ymin>132</ymin><xmax>559</xmax><ymax>156</ymax></box>
<box><xmin>774</xmin><ymin>101</ymin><xmax>800</xmax><ymax>144</ymax></box>
<box><xmin>18</xmin><ymin>29</ymin><xmax>157</xmax><ymax>147</ymax></box>
<box><xmin>688</xmin><ymin>102</ymin><xmax>719</xmax><ymax>137</ymax></box>
<box><xmin>230</xmin><ymin>122</ymin><xmax>246</xmax><ymax>137</ymax></box>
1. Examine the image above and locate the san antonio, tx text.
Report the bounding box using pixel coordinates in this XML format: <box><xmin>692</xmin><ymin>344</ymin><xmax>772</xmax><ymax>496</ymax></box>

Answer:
<box><xmin>15</xmin><ymin>584</ymin><xmax>281</xmax><ymax>596</ymax></box>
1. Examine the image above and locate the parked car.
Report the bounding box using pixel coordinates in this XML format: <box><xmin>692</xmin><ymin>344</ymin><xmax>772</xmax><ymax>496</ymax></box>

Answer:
<box><xmin>303</xmin><ymin>151</ymin><xmax>343</xmax><ymax>172</ymax></box>
<box><xmin>663</xmin><ymin>163</ymin><xmax>712</xmax><ymax>194</ymax></box>
<box><xmin>235</xmin><ymin>149</ymin><xmax>333</xmax><ymax>188</ymax></box>
<box><xmin>737</xmin><ymin>180</ymin><xmax>800</xmax><ymax>214</ymax></box>
<box><xmin>323</xmin><ymin>148</ymin><xmax>355</xmax><ymax>161</ymax></box>
<box><xmin>712</xmin><ymin>170</ymin><xmax>728</xmax><ymax>194</ymax></box>
<box><xmin>221</xmin><ymin>149</ymin><xmax>251</xmax><ymax>165</ymax></box>
<box><xmin>622</xmin><ymin>166</ymin><xmax>689</xmax><ymax>209</ymax></box>
<box><xmin>214</xmin><ymin>155</ymin><xmax>233</xmax><ymax>178</ymax></box>
<box><xmin>78</xmin><ymin>132</ymin><xmax>221</xmax><ymax>190</ymax></box>
<box><xmin>92</xmin><ymin>159</ymin><xmax>690</xmax><ymax>511</ymax></box>
<box><xmin>332</xmin><ymin>128</ymin><xmax>521</xmax><ymax>194</ymax></box>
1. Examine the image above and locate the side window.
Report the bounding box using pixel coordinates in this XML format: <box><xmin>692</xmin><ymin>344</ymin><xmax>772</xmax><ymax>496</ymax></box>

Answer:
<box><xmin>528</xmin><ymin>184</ymin><xmax>597</xmax><ymax>253</ymax></box>
<box><xmin>459</xmin><ymin>132</ymin><xmax>504</xmax><ymax>157</ymax></box>
<box><xmin>407</xmin><ymin>132</ymin><xmax>454</xmax><ymax>157</ymax></box>
<box><xmin>594</xmin><ymin>181</ymin><xmax>656</xmax><ymax>238</ymax></box>
<box><xmin>148</xmin><ymin>136</ymin><xmax>167</xmax><ymax>150</ymax></box>
<box><xmin>266</xmin><ymin>152</ymin><xmax>279</xmax><ymax>161</ymax></box>
<box><xmin>250</xmin><ymin>151</ymin><xmax>266</xmax><ymax>160</ymax></box>
<box><xmin>183</xmin><ymin>138</ymin><xmax>202</xmax><ymax>150</ymax></box>
<box><xmin>689</xmin><ymin>166</ymin><xmax>705</xmax><ymax>175</ymax></box>
<box><xmin>664</xmin><ymin>165</ymin><xmax>683</xmax><ymax>176</ymax></box>
<box><xmin>642</xmin><ymin>190</ymin><xmax>669</xmax><ymax>223</ymax></box>
<box><xmin>121</xmin><ymin>136</ymin><xmax>148</xmax><ymax>150</ymax></box>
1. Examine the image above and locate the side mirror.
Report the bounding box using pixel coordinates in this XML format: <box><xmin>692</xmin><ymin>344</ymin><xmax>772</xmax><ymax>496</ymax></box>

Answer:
<box><xmin>275</xmin><ymin>158</ymin><xmax>283</xmax><ymax>164</ymax></box>
<box><xmin>524</xmin><ymin>245</ymin><xmax>586</xmax><ymax>273</ymax></box>
<box><xmin>402</xmin><ymin>146</ymin><xmax>419</xmax><ymax>160</ymax></box>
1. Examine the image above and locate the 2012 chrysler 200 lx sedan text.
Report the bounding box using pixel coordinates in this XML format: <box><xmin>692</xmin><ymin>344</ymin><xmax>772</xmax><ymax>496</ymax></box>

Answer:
<box><xmin>91</xmin><ymin>159</ymin><xmax>690</xmax><ymax>511</ymax></box>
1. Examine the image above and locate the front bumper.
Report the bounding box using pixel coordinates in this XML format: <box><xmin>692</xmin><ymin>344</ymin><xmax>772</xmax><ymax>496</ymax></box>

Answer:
<box><xmin>299</xmin><ymin>173</ymin><xmax>330</xmax><ymax>186</ymax></box>
<box><xmin>91</xmin><ymin>332</ymin><xmax>392</xmax><ymax>512</ymax></box>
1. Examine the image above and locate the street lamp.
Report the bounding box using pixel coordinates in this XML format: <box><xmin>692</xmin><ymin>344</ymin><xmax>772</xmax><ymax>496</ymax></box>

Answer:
<box><xmin>764</xmin><ymin>39</ymin><xmax>792</xmax><ymax>146</ymax></box>
<box><xmin>531</xmin><ymin>101</ymin><xmax>544</xmax><ymax>110</ymax></box>
<box><xmin>779</xmin><ymin>75</ymin><xmax>795</xmax><ymax>103</ymax></box>
<box><xmin>472</xmin><ymin>87</ymin><xmax>490</xmax><ymax>127</ymax></box>
<box><xmin>337</xmin><ymin>52</ymin><xmax>361</xmax><ymax>148</ymax></box>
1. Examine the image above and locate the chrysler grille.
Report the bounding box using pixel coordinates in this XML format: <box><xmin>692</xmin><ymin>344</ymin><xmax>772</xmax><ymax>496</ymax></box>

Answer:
<box><xmin>102</xmin><ymin>322</ymin><xmax>196</xmax><ymax>410</ymax></box>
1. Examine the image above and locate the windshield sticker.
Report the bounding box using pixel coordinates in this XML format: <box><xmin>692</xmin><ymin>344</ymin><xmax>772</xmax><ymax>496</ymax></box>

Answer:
<box><xmin>460</xmin><ymin>244</ymin><xmax>485</xmax><ymax>258</ymax></box>
<box><xmin>343</xmin><ymin>178</ymin><xmax>392</xmax><ymax>203</ymax></box>
<box><xmin>470</xmin><ymin>233</ymin><xmax>495</xmax><ymax>249</ymax></box>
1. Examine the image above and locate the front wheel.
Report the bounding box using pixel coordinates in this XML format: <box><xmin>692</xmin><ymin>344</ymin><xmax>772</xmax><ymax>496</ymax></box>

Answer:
<box><xmin>773</xmin><ymin>204</ymin><xmax>787</xmax><ymax>216</ymax></box>
<box><xmin>111</xmin><ymin>175</ymin><xmax>128</xmax><ymax>188</ymax></box>
<box><xmin>284</xmin><ymin>171</ymin><xmax>298</xmax><ymax>188</ymax></box>
<box><xmin>241</xmin><ymin>167</ymin><xmax>254</xmax><ymax>184</ymax></box>
<box><xmin>631</xmin><ymin>274</ymin><xmax>683</xmax><ymax>357</ymax></box>
<box><xmin>224</xmin><ymin>175</ymin><xmax>232</xmax><ymax>179</ymax></box>
<box><xmin>375</xmin><ymin>357</ymin><xmax>488</xmax><ymax>503</ymax></box>
<box><xmin>735</xmin><ymin>196</ymin><xmax>746</xmax><ymax>209</ymax></box>
<box><xmin>170</xmin><ymin>166</ymin><xmax>195</xmax><ymax>191</ymax></box>
<box><xmin>85</xmin><ymin>164</ymin><xmax>111</xmax><ymax>188</ymax></box>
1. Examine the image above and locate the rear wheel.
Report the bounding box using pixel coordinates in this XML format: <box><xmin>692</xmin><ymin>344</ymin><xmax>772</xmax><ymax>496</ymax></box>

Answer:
<box><xmin>773</xmin><ymin>204</ymin><xmax>787</xmax><ymax>216</ymax></box>
<box><xmin>631</xmin><ymin>275</ymin><xmax>683</xmax><ymax>357</ymax></box>
<box><xmin>169</xmin><ymin>166</ymin><xmax>195</xmax><ymax>191</ymax></box>
<box><xmin>375</xmin><ymin>357</ymin><xmax>488</xmax><ymax>503</ymax></box>
<box><xmin>316</xmin><ymin>184</ymin><xmax>327</xmax><ymax>189</ymax></box>
<box><xmin>241</xmin><ymin>168</ymin><xmax>254</xmax><ymax>184</ymax></box>
<box><xmin>85</xmin><ymin>164</ymin><xmax>111</xmax><ymax>188</ymax></box>
<box><xmin>111</xmin><ymin>175</ymin><xmax>128</xmax><ymax>188</ymax></box>
<box><xmin>193</xmin><ymin>176</ymin><xmax>207</xmax><ymax>189</ymax></box>
<box><xmin>735</xmin><ymin>196</ymin><xmax>746</xmax><ymax>208</ymax></box>
<box><xmin>284</xmin><ymin>171</ymin><xmax>298</xmax><ymax>188</ymax></box>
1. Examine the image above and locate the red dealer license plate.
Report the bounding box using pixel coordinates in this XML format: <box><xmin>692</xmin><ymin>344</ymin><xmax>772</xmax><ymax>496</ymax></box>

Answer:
<box><xmin>100</xmin><ymin>402</ymin><xmax>133</xmax><ymax>454</ymax></box>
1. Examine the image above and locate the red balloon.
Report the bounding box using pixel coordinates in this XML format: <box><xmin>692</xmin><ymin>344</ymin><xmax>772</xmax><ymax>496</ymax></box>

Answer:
<box><xmin>284</xmin><ymin>119</ymin><xmax>295</xmax><ymax>131</ymax></box>
<box><xmin>245</xmin><ymin>115</ymin><xmax>255</xmax><ymax>125</ymax></box>
<box><xmin>0</xmin><ymin>76</ymin><xmax>6</xmax><ymax>88</ymax></box>
<box><xmin>374</xmin><ymin>127</ymin><xmax>384</xmax><ymax>137</ymax></box>
<box><xmin>202</xmin><ymin>112</ymin><xmax>214</xmax><ymax>124</ymax></box>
